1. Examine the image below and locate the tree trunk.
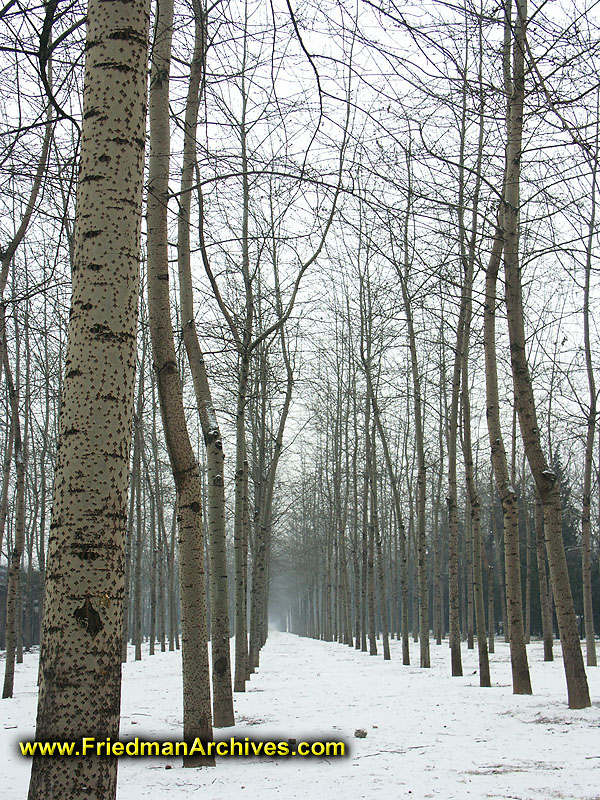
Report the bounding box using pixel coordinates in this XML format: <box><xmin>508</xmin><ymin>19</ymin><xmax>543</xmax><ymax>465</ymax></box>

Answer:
<box><xmin>535</xmin><ymin>497</ymin><xmax>554</xmax><ymax>661</ymax></box>
<box><xmin>147</xmin><ymin>455</ymin><xmax>157</xmax><ymax>657</ymax></box>
<box><xmin>27</xmin><ymin>0</ymin><xmax>151</xmax><ymax>794</ymax></box>
<box><xmin>483</xmin><ymin>213</ymin><xmax>531</xmax><ymax>693</ymax></box>
<box><xmin>2</xmin><ymin>349</ymin><xmax>25</xmax><ymax>698</ymax></box>
<box><xmin>151</xmin><ymin>375</ymin><xmax>167</xmax><ymax>654</ymax></box>
<box><xmin>447</xmin><ymin>296</ymin><xmax>465</xmax><ymax>675</ymax></box>
<box><xmin>361</xmin><ymin>450</ymin><xmax>368</xmax><ymax>653</ymax></box>
<box><xmin>133</xmin><ymin>348</ymin><xmax>144</xmax><ymax>661</ymax></box>
<box><xmin>398</xmin><ymin>262</ymin><xmax>429</xmax><ymax>667</ymax></box>
<box><xmin>122</xmin><ymin>371</ymin><xmax>141</xmax><ymax>664</ymax></box>
<box><xmin>503</xmin><ymin>0</ymin><xmax>589</xmax><ymax>709</ymax></box>
<box><xmin>177</xmin><ymin>0</ymin><xmax>234</xmax><ymax>727</ymax></box>
<box><xmin>147</xmin><ymin>0</ymin><xmax>214</xmax><ymax>762</ymax></box>
<box><xmin>523</xmin><ymin>487</ymin><xmax>531</xmax><ymax>645</ymax></box>
<box><xmin>133</xmin><ymin>415</ymin><xmax>142</xmax><ymax>662</ymax></box>
<box><xmin>242</xmin><ymin>459</ymin><xmax>251</xmax><ymax>680</ymax></box>
<box><xmin>233</xmin><ymin>355</ymin><xmax>250</xmax><ymax>690</ymax></box>
<box><xmin>168</xmin><ymin>505</ymin><xmax>177</xmax><ymax>652</ymax></box>
<box><xmin>371</xmin><ymin>433</ymin><xmax>390</xmax><ymax>660</ymax></box>
<box><xmin>461</xmin><ymin>323</ymin><xmax>490</xmax><ymax>686</ymax></box>
<box><xmin>0</xmin><ymin>419</ymin><xmax>14</xmax><ymax>569</ymax></box>
<box><xmin>581</xmin><ymin>132</ymin><xmax>598</xmax><ymax>667</ymax></box>
<box><xmin>465</xmin><ymin>510</ymin><xmax>474</xmax><ymax>650</ymax></box>
<box><xmin>365</xmin><ymin>416</ymin><xmax>377</xmax><ymax>656</ymax></box>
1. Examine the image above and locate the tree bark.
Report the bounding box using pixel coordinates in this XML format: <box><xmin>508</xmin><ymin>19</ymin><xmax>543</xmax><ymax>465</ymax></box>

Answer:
<box><xmin>363</xmin><ymin>412</ymin><xmax>377</xmax><ymax>656</ymax></box>
<box><xmin>535</xmin><ymin>496</ymin><xmax>554</xmax><ymax>661</ymax></box>
<box><xmin>483</xmin><ymin>215</ymin><xmax>531</xmax><ymax>693</ymax></box>
<box><xmin>27</xmin><ymin>1</ymin><xmax>151</xmax><ymax>794</ymax></box>
<box><xmin>503</xmin><ymin>0</ymin><xmax>589</xmax><ymax>709</ymax></box>
<box><xmin>398</xmin><ymin>262</ymin><xmax>429</xmax><ymax>667</ymax></box>
<box><xmin>133</xmin><ymin>348</ymin><xmax>144</xmax><ymax>662</ymax></box>
<box><xmin>461</xmin><ymin>355</ymin><xmax>490</xmax><ymax>687</ymax></box>
<box><xmin>371</xmin><ymin>431</ymin><xmax>390</xmax><ymax>660</ymax></box>
<box><xmin>447</xmin><ymin>288</ymin><xmax>465</xmax><ymax>676</ymax></box>
<box><xmin>581</xmin><ymin>129</ymin><xmax>598</xmax><ymax>667</ymax></box>
<box><xmin>177</xmin><ymin>0</ymin><xmax>234</xmax><ymax>727</ymax></box>
<box><xmin>2</xmin><ymin>348</ymin><xmax>25</xmax><ymax>698</ymax></box>
<box><xmin>147</xmin><ymin>0</ymin><xmax>214</xmax><ymax>762</ymax></box>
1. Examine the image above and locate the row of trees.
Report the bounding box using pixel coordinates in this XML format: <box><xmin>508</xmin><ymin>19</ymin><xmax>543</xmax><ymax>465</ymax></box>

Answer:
<box><xmin>0</xmin><ymin>0</ymin><xmax>599</xmax><ymax>797</ymax></box>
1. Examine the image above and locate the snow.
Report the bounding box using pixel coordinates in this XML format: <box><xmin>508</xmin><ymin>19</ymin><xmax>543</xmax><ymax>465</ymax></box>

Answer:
<box><xmin>2</xmin><ymin>633</ymin><xmax>599</xmax><ymax>799</ymax></box>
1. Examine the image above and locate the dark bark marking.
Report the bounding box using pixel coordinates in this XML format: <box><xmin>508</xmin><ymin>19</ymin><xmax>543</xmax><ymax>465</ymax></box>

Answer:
<box><xmin>90</xmin><ymin>323</ymin><xmax>133</xmax><ymax>343</ymax></box>
<box><xmin>108</xmin><ymin>28</ymin><xmax>147</xmax><ymax>47</ymax></box>
<box><xmin>213</xmin><ymin>656</ymin><xmax>228</xmax><ymax>676</ymax></box>
<box><xmin>96</xmin><ymin>61</ymin><xmax>134</xmax><ymax>73</ymax></box>
<box><xmin>74</xmin><ymin>598</ymin><xmax>103</xmax><ymax>637</ymax></box>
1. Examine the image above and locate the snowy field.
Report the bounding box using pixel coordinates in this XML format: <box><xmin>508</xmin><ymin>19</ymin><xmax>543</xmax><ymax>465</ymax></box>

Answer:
<box><xmin>2</xmin><ymin>632</ymin><xmax>599</xmax><ymax>799</ymax></box>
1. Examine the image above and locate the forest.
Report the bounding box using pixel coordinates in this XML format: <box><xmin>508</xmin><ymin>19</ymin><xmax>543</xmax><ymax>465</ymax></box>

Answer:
<box><xmin>0</xmin><ymin>0</ymin><xmax>599</xmax><ymax>798</ymax></box>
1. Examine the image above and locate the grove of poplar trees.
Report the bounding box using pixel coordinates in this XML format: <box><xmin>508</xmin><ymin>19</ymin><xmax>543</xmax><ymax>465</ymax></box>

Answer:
<box><xmin>0</xmin><ymin>0</ymin><xmax>599</xmax><ymax>796</ymax></box>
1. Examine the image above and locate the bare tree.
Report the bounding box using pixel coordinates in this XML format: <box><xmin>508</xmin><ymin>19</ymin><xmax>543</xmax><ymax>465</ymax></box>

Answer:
<box><xmin>503</xmin><ymin>0</ymin><xmax>590</xmax><ymax>709</ymax></box>
<box><xmin>176</xmin><ymin>0</ymin><xmax>234</xmax><ymax>727</ymax></box>
<box><xmin>146</xmin><ymin>0</ymin><xmax>213</xmax><ymax>764</ymax></box>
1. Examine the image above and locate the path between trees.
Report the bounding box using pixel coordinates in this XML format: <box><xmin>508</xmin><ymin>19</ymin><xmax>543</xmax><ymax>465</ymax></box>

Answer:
<box><xmin>2</xmin><ymin>633</ymin><xmax>598</xmax><ymax>799</ymax></box>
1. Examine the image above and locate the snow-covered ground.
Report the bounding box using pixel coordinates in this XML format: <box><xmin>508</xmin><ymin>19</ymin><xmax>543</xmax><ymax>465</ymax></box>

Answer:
<box><xmin>2</xmin><ymin>632</ymin><xmax>599</xmax><ymax>799</ymax></box>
